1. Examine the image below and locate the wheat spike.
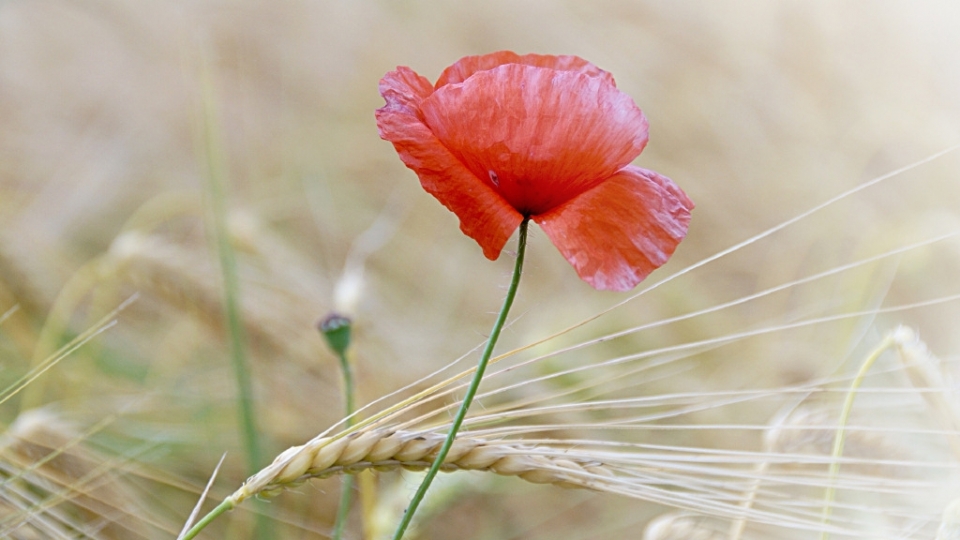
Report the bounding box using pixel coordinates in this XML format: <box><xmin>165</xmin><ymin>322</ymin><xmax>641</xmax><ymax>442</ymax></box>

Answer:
<box><xmin>231</xmin><ymin>428</ymin><xmax>617</xmax><ymax>504</ymax></box>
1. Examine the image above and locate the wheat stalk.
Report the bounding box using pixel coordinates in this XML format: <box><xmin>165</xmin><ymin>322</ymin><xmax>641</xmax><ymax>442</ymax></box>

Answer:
<box><xmin>231</xmin><ymin>428</ymin><xmax>617</xmax><ymax>504</ymax></box>
<box><xmin>211</xmin><ymin>315</ymin><xmax>960</xmax><ymax>537</ymax></box>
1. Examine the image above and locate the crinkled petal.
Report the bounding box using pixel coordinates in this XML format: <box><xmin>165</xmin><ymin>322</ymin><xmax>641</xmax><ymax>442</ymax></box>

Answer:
<box><xmin>421</xmin><ymin>64</ymin><xmax>648</xmax><ymax>215</ymax></box>
<box><xmin>435</xmin><ymin>51</ymin><xmax>614</xmax><ymax>88</ymax></box>
<box><xmin>377</xmin><ymin>66</ymin><xmax>435</xmax><ymax>119</ymax></box>
<box><xmin>376</xmin><ymin>68</ymin><xmax>524</xmax><ymax>259</ymax></box>
<box><xmin>534</xmin><ymin>166</ymin><xmax>694</xmax><ymax>291</ymax></box>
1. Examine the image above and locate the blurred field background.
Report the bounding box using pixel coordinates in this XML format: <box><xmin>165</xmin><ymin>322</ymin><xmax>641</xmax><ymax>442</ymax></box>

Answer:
<box><xmin>1</xmin><ymin>1</ymin><xmax>960</xmax><ymax>538</ymax></box>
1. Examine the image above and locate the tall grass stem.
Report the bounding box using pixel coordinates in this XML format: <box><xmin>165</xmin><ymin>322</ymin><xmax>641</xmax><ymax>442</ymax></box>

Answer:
<box><xmin>198</xmin><ymin>50</ymin><xmax>269</xmax><ymax>539</ymax></box>
<box><xmin>199</xmin><ymin>51</ymin><xmax>262</xmax><ymax>475</ymax></box>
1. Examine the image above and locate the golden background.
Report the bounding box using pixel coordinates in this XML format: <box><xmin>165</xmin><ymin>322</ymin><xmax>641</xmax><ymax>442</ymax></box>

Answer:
<box><xmin>1</xmin><ymin>1</ymin><xmax>958</xmax><ymax>538</ymax></box>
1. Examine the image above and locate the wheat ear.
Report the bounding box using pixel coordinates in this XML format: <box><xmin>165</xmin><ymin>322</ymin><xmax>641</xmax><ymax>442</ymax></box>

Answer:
<box><xmin>230</xmin><ymin>429</ymin><xmax>617</xmax><ymax>504</ymax></box>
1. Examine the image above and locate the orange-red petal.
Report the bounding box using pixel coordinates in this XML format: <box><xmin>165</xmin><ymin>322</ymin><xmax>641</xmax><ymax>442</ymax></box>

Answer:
<box><xmin>534</xmin><ymin>166</ymin><xmax>694</xmax><ymax>291</ymax></box>
<box><xmin>435</xmin><ymin>51</ymin><xmax>614</xmax><ymax>88</ymax></box>
<box><xmin>377</xmin><ymin>65</ymin><xmax>434</xmax><ymax>120</ymax></box>
<box><xmin>420</xmin><ymin>64</ymin><xmax>648</xmax><ymax>215</ymax></box>
<box><xmin>376</xmin><ymin>68</ymin><xmax>524</xmax><ymax>259</ymax></box>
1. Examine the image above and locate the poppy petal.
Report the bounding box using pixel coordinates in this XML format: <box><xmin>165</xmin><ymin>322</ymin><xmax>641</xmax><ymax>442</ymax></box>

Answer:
<box><xmin>435</xmin><ymin>51</ymin><xmax>614</xmax><ymax>88</ymax></box>
<box><xmin>376</xmin><ymin>68</ymin><xmax>524</xmax><ymax>260</ymax></box>
<box><xmin>377</xmin><ymin>66</ymin><xmax>434</xmax><ymax>119</ymax></box>
<box><xmin>534</xmin><ymin>166</ymin><xmax>694</xmax><ymax>291</ymax></box>
<box><xmin>421</xmin><ymin>64</ymin><xmax>648</xmax><ymax>215</ymax></box>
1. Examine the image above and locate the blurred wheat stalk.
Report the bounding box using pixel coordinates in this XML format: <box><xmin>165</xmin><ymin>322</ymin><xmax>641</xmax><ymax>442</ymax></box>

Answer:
<box><xmin>1</xmin><ymin>1</ymin><xmax>960</xmax><ymax>539</ymax></box>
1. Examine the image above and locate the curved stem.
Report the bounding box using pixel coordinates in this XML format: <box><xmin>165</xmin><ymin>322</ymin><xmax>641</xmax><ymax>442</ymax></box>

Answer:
<box><xmin>391</xmin><ymin>218</ymin><xmax>530</xmax><ymax>540</ymax></box>
<box><xmin>819</xmin><ymin>332</ymin><xmax>895</xmax><ymax>540</ymax></box>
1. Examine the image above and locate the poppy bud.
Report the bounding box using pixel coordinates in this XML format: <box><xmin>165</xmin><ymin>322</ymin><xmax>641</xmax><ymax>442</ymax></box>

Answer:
<box><xmin>318</xmin><ymin>313</ymin><xmax>352</xmax><ymax>357</ymax></box>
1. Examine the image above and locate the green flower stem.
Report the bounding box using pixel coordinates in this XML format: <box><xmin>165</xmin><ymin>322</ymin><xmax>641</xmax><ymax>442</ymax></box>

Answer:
<box><xmin>391</xmin><ymin>218</ymin><xmax>530</xmax><ymax>540</ymax></box>
<box><xmin>332</xmin><ymin>346</ymin><xmax>356</xmax><ymax>540</ymax></box>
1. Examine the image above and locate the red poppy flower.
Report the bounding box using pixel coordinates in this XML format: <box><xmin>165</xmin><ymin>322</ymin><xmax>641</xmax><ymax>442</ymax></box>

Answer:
<box><xmin>376</xmin><ymin>51</ymin><xmax>693</xmax><ymax>291</ymax></box>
